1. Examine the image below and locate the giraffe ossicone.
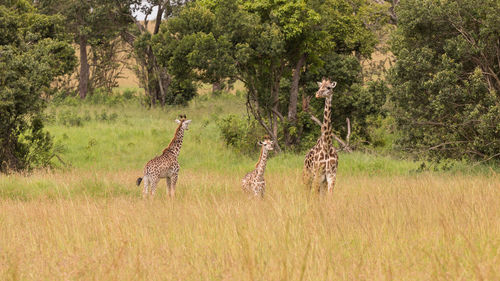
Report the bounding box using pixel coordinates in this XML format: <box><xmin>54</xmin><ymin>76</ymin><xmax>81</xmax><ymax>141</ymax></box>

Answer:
<box><xmin>242</xmin><ymin>139</ymin><xmax>274</xmax><ymax>197</ymax></box>
<box><xmin>136</xmin><ymin>114</ymin><xmax>191</xmax><ymax>198</ymax></box>
<box><xmin>303</xmin><ymin>78</ymin><xmax>339</xmax><ymax>193</ymax></box>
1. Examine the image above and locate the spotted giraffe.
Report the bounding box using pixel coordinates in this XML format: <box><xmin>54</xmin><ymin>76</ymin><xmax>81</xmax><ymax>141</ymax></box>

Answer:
<box><xmin>136</xmin><ymin>115</ymin><xmax>191</xmax><ymax>198</ymax></box>
<box><xmin>242</xmin><ymin>139</ymin><xmax>274</xmax><ymax>197</ymax></box>
<box><xmin>303</xmin><ymin>79</ymin><xmax>339</xmax><ymax>193</ymax></box>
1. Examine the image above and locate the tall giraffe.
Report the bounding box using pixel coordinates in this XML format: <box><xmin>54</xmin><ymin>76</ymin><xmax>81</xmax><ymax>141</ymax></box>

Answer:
<box><xmin>303</xmin><ymin>79</ymin><xmax>338</xmax><ymax>193</ymax></box>
<box><xmin>136</xmin><ymin>115</ymin><xmax>191</xmax><ymax>198</ymax></box>
<box><xmin>242</xmin><ymin>139</ymin><xmax>274</xmax><ymax>197</ymax></box>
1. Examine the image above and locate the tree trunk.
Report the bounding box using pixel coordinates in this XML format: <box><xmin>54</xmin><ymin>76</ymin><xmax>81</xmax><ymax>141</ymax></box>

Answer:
<box><xmin>212</xmin><ymin>81</ymin><xmax>222</xmax><ymax>93</ymax></box>
<box><xmin>271</xmin><ymin>75</ymin><xmax>280</xmax><ymax>145</ymax></box>
<box><xmin>285</xmin><ymin>54</ymin><xmax>306</xmax><ymax>146</ymax></box>
<box><xmin>288</xmin><ymin>53</ymin><xmax>306</xmax><ymax>122</ymax></box>
<box><xmin>122</xmin><ymin>3</ymin><xmax>171</xmax><ymax>108</ymax></box>
<box><xmin>268</xmin><ymin>62</ymin><xmax>285</xmax><ymax>152</ymax></box>
<box><xmin>153</xmin><ymin>7</ymin><xmax>164</xmax><ymax>35</ymax></box>
<box><xmin>79</xmin><ymin>36</ymin><xmax>90</xmax><ymax>99</ymax></box>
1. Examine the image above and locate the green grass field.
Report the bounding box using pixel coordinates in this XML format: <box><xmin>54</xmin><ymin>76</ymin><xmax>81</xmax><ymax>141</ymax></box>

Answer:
<box><xmin>1</xmin><ymin>92</ymin><xmax>499</xmax><ymax>280</ymax></box>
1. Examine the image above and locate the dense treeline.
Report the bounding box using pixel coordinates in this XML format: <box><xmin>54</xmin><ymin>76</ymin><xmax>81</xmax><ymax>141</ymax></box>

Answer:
<box><xmin>389</xmin><ymin>0</ymin><xmax>500</xmax><ymax>161</ymax></box>
<box><xmin>1</xmin><ymin>0</ymin><xmax>499</xmax><ymax>171</ymax></box>
<box><xmin>0</xmin><ymin>0</ymin><xmax>75</xmax><ymax>172</ymax></box>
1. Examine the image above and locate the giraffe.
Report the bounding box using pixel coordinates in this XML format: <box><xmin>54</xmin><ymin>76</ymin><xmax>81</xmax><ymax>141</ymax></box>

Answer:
<box><xmin>303</xmin><ymin>78</ymin><xmax>338</xmax><ymax>193</ymax></box>
<box><xmin>242</xmin><ymin>139</ymin><xmax>274</xmax><ymax>197</ymax></box>
<box><xmin>136</xmin><ymin>114</ymin><xmax>191</xmax><ymax>198</ymax></box>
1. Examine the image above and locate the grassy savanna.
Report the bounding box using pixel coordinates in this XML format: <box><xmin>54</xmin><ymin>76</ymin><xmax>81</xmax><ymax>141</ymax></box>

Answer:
<box><xmin>1</xmin><ymin>94</ymin><xmax>499</xmax><ymax>280</ymax></box>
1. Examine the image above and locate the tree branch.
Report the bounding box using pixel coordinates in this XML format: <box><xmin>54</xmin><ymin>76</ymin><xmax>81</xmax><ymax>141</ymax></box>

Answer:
<box><xmin>246</xmin><ymin>92</ymin><xmax>282</xmax><ymax>152</ymax></box>
<box><xmin>346</xmin><ymin>117</ymin><xmax>351</xmax><ymax>145</ymax></box>
<box><xmin>472</xmin><ymin>152</ymin><xmax>500</xmax><ymax>166</ymax></box>
<box><xmin>306</xmin><ymin>111</ymin><xmax>352</xmax><ymax>152</ymax></box>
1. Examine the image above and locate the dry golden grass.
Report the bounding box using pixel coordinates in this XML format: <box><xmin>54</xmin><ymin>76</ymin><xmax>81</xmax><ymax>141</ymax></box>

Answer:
<box><xmin>1</xmin><ymin>168</ymin><xmax>499</xmax><ymax>280</ymax></box>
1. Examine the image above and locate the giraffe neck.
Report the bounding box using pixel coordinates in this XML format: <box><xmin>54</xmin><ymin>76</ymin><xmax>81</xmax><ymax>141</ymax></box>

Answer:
<box><xmin>163</xmin><ymin>124</ymin><xmax>185</xmax><ymax>157</ymax></box>
<box><xmin>320</xmin><ymin>95</ymin><xmax>333</xmax><ymax>145</ymax></box>
<box><xmin>255</xmin><ymin>148</ymin><xmax>269</xmax><ymax>179</ymax></box>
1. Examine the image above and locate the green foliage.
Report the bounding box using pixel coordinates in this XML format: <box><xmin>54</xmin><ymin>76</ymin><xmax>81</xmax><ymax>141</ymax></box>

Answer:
<box><xmin>153</xmin><ymin>0</ymin><xmax>386</xmax><ymax>151</ymax></box>
<box><xmin>135</xmin><ymin>30</ymin><xmax>197</xmax><ymax>106</ymax></box>
<box><xmin>389</xmin><ymin>0</ymin><xmax>500</xmax><ymax>161</ymax></box>
<box><xmin>86</xmin><ymin>88</ymin><xmax>126</xmax><ymax>106</ymax></box>
<box><xmin>58</xmin><ymin>110</ymin><xmax>84</xmax><ymax>127</ymax></box>
<box><xmin>53</xmin><ymin>88</ymin><xmax>138</xmax><ymax>107</ymax></box>
<box><xmin>217</xmin><ymin>114</ymin><xmax>266</xmax><ymax>155</ymax></box>
<box><xmin>0</xmin><ymin>0</ymin><xmax>76</xmax><ymax>172</ymax></box>
<box><xmin>165</xmin><ymin>78</ymin><xmax>197</xmax><ymax>106</ymax></box>
<box><xmin>152</xmin><ymin>3</ymin><xmax>236</xmax><ymax>89</ymax></box>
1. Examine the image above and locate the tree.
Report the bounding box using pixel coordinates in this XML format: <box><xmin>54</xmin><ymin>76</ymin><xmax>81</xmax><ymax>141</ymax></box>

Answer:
<box><xmin>153</xmin><ymin>0</ymin><xmax>384</xmax><ymax>151</ymax></box>
<box><xmin>152</xmin><ymin>2</ymin><xmax>236</xmax><ymax>98</ymax></box>
<box><xmin>121</xmin><ymin>0</ymin><xmax>197</xmax><ymax>107</ymax></box>
<box><xmin>37</xmin><ymin>0</ymin><xmax>135</xmax><ymax>98</ymax></box>
<box><xmin>0</xmin><ymin>0</ymin><xmax>76</xmax><ymax>172</ymax></box>
<box><xmin>389</xmin><ymin>0</ymin><xmax>500</xmax><ymax>161</ymax></box>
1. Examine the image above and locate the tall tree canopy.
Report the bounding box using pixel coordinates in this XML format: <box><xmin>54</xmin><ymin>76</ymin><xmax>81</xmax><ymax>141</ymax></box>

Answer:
<box><xmin>389</xmin><ymin>0</ymin><xmax>500</xmax><ymax>161</ymax></box>
<box><xmin>154</xmin><ymin>0</ymin><xmax>386</xmax><ymax>151</ymax></box>
<box><xmin>37</xmin><ymin>0</ymin><xmax>135</xmax><ymax>98</ymax></box>
<box><xmin>122</xmin><ymin>0</ymin><xmax>197</xmax><ymax>106</ymax></box>
<box><xmin>0</xmin><ymin>0</ymin><xmax>76</xmax><ymax>172</ymax></box>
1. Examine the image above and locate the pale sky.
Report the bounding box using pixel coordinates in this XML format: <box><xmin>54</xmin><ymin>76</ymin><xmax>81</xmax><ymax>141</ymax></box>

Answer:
<box><xmin>132</xmin><ymin>3</ymin><xmax>159</xmax><ymax>21</ymax></box>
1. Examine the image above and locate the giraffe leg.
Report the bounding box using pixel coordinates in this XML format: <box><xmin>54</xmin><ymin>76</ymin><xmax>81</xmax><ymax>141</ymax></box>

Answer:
<box><xmin>326</xmin><ymin>173</ymin><xmax>336</xmax><ymax>194</ymax></box>
<box><xmin>166</xmin><ymin>176</ymin><xmax>172</xmax><ymax>196</ymax></box>
<box><xmin>142</xmin><ymin>176</ymin><xmax>150</xmax><ymax>198</ymax></box>
<box><xmin>326</xmin><ymin>162</ymin><xmax>338</xmax><ymax>193</ymax></box>
<box><xmin>312</xmin><ymin>167</ymin><xmax>326</xmax><ymax>193</ymax></box>
<box><xmin>303</xmin><ymin>168</ymin><xmax>312</xmax><ymax>188</ymax></box>
<box><xmin>169</xmin><ymin>174</ymin><xmax>178</xmax><ymax>198</ymax></box>
<box><xmin>259</xmin><ymin>183</ymin><xmax>265</xmax><ymax>198</ymax></box>
<box><xmin>150</xmin><ymin>177</ymin><xmax>160</xmax><ymax>197</ymax></box>
<box><xmin>311</xmin><ymin>170</ymin><xmax>320</xmax><ymax>192</ymax></box>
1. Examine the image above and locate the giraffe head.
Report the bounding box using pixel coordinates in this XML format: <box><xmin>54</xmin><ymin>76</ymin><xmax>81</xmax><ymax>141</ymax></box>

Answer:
<box><xmin>175</xmin><ymin>114</ymin><xmax>192</xmax><ymax>130</ymax></box>
<box><xmin>315</xmin><ymin>78</ymin><xmax>337</xmax><ymax>98</ymax></box>
<box><xmin>258</xmin><ymin>139</ymin><xmax>274</xmax><ymax>151</ymax></box>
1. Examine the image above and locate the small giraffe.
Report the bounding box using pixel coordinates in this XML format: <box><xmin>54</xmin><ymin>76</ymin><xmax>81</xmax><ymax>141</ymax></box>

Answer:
<box><xmin>303</xmin><ymin>79</ymin><xmax>339</xmax><ymax>193</ymax></box>
<box><xmin>242</xmin><ymin>139</ymin><xmax>274</xmax><ymax>197</ymax></box>
<box><xmin>136</xmin><ymin>115</ymin><xmax>191</xmax><ymax>198</ymax></box>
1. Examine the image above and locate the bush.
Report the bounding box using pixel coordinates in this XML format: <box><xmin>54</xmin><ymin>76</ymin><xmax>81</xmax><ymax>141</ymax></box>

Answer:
<box><xmin>217</xmin><ymin>115</ymin><xmax>265</xmax><ymax>155</ymax></box>
<box><xmin>58</xmin><ymin>110</ymin><xmax>83</xmax><ymax>127</ymax></box>
<box><xmin>122</xmin><ymin>88</ymin><xmax>137</xmax><ymax>100</ymax></box>
<box><xmin>87</xmin><ymin>88</ymin><xmax>124</xmax><ymax>106</ymax></box>
<box><xmin>95</xmin><ymin>110</ymin><xmax>118</xmax><ymax>122</ymax></box>
<box><xmin>165</xmin><ymin>79</ymin><xmax>197</xmax><ymax>106</ymax></box>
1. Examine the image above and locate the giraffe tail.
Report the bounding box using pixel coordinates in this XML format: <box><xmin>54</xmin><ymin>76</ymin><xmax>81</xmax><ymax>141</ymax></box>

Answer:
<box><xmin>136</xmin><ymin>177</ymin><xmax>143</xmax><ymax>186</ymax></box>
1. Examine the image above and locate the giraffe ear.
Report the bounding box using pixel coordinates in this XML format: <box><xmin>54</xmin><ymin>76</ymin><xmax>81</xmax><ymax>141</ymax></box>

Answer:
<box><xmin>317</xmin><ymin>81</ymin><xmax>322</xmax><ymax>87</ymax></box>
<box><xmin>184</xmin><ymin>120</ymin><xmax>192</xmax><ymax>125</ymax></box>
<box><xmin>175</xmin><ymin>119</ymin><xmax>181</xmax><ymax>124</ymax></box>
<box><xmin>258</xmin><ymin>141</ymin><xmax>263</xmax><ymax>145</ymax></box>
<box><xmin>331</xmin><ymin>81</ymin><xmax>337</xmax><ymax>88</ymax></box>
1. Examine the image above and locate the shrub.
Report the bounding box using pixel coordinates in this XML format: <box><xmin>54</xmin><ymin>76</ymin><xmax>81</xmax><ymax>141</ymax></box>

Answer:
<box><xmin>87</xmin><ymin>88</ymin><xmax>123</xmax><ymax>106</ymax></box>
<box><xmin>217</xmin><ymin>115</ymin><xmax>265</xmax><ymax>155</ymax></box>
<box><xmin>122</xmin><ymin>88</ymin><xmax>136</xmax><ymax>100</ymax></box>
<box><xmin>58</xmin><ymin>110</ymin><xmax>83</xmax><ymax>127</ymax></box>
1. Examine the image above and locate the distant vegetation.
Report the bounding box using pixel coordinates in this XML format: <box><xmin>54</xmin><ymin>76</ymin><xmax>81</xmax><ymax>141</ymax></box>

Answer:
<box><xmin>389</xmin><ymin>0</ymin><xmax>500</xmax><ymax>161</ymax></box>
<box><xmin>1</xmin><ymin>0</ymin><xmax>499</xmax><ymax>171</ymax></box>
